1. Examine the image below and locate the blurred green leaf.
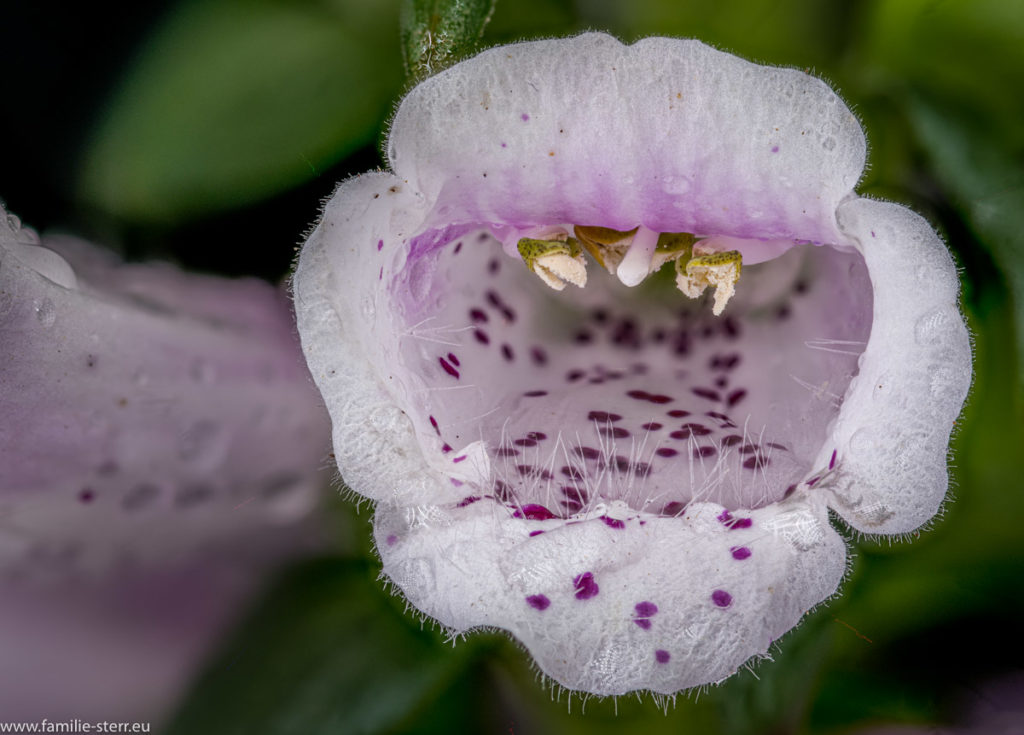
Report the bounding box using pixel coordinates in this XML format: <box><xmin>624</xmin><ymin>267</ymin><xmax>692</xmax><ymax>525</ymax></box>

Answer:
<box><xmin>904</xmin><ymin>97</ymin><xmax>1024</xmax><ymax>393</ymax></box>
<box><xmin>78</xmin><ymin>0</ymin><xmax>403</xmax><ymax>224</ymax></box>
<box><xmin>165</xmin><ymin>558</ymin><xmax>485</xmax><ymax>735</ymax></box>
<box><xmin>856</xmin><ymin>0</ymin><xmax>1024</xmax><ymax>391</ymax></box>
<box><xmin>581</xmin><ymin>0</ymin><xmax>857</xmax><ymax>69</ymax></box>
<box><xmin>861</xmin><ymin>0</ymin><xmax>1024</xmax><ymax>143</ymax></box>
<box><xmin>400</xmin><ymin>0</ymin><xmax>495</xmax><ymax>82</ymax></box>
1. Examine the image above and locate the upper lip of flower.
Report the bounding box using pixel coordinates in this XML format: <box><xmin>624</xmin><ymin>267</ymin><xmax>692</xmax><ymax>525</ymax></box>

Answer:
<box><xmin>293</xmin><ymin>32</ymin><xmax>972</xmax><ymax>695</ymax></box>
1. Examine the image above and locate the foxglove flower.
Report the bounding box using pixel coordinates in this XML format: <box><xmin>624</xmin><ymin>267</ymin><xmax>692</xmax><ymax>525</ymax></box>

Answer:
<box><xmin>0</xmin><ymin>206</ymin><xmax>330</xmax><ymax>719</ymax></box>
<box><xmin>293</xmin><ymin>34</ymin><xmax>971</xmax><ymax>694</ymax></box>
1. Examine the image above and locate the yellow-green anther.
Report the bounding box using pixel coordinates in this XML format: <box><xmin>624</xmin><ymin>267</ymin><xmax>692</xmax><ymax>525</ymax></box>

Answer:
<box><xmin>675</xmin><ymin>249</ymin><xmax>742</xmax><ymax>316</ymax></box>
<box><xmin>574</xmin><ymin>225</ymin><xmax>638</xmax><ymax>273</ymax></box>
<box><xmin>517</xmin><ymin>237</ymin><xmax>588</xmax><ymax>291</ymax></box>
<box><xmin>651</xmin><ymin>231</ymin><xmax>698</xmax><ymax>271</ymax></box>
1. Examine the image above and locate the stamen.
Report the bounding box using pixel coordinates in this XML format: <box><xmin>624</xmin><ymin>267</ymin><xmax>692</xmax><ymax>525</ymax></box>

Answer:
<box><xmin>616</xmin><ymin>227</ymin><xmax>660</xmax><ymax>287</ymax></box>
<box><xmin>675</xmin><ymin>247</ymin><xmax>743</xmax><ymax>316</ymax></box>
<box><xmin>517</xmin><ymin>237</ymin><xmax>588</xmax><ymax>290</ymax></box>
<box><xmin>652</xmin><ymin>231</ymin><xmax>697</xmax><ymax>271</ymax></box>
<box><xmin>573</xmin><ymin>225</ymin><xmax>638</xmax><ymax>274</ymax></box>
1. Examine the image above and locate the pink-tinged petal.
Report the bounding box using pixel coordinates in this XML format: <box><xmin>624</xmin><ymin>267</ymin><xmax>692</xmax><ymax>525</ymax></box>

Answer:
<box><xmin>822</xmin><ymin>198</ymin><xmax>972</xmax><ymax>533</ymax></box>
<box><xmin>295</xmin><ymin>175</ymin><xmax>855</xmax><ymax>694</ymax></box>
<box><xmin>0</xmin><ymin>211</ymin><xmax>331</xmax><ymax>573</ymax></box>
<box><xmin>294</xmin><ymin>174</ymin><xmax>473</xmax><ymax>507</ymax></box>
<box><xmin>376</xmin><ymin>493</ymin><xmax>843</xmax><ymax>695</ymax></box>
<box><xmin>294</xmin><ymin>36</ymin><xmax>970</xmax><ymax>696</ymax></box>
<box><xmin>0</xmin><ymin>527</ymin><xmax>321</xmax><ymax>722</ymax></box>
<box><xmin>389</xmin><ymin>33</ymin><xmax>864</xmax><ymax>245</ymax></box>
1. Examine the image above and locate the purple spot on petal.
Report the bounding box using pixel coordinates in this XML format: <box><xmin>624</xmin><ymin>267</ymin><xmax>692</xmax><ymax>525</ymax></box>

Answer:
<box><xmin>377</xmin><ymin>239</ymin><xmax>384</xmax><ymax>251</ymax></box>
<box><xmin>829</xmin><ymin>449</ymin><xmax>837</xmax><ymax>470</ymax></box>
<box><xmin>469</xmin><ymin>308</ymin><xmax>488</xmax><ymax>323</ymax></box>
<box><xmin>573</xmin><ymin>446</ymin><xmax>601</xmax><ymax>460</ymax></box>
<box><xmin>441</xmin><ymin>443</ymin><xmax>453</xmax><ymax>453</ymax></box>
<box><xmin>573</xmin><ymin>572</ymin><xmax>599</xmax><ymax>600</ymax></box>
<box><xmin>386</xmin><ymin>534</ymin><xmax>397</xmax><ymax>545</ymax></box>
<box><xmin>474</xmin><ymin>329</ymin><xmax>490</xmax><ymax>345</ymax></box>
<box><xmin>526</xmin><ymin>594</ymin><xmax>550</xmax><ymax>610</ymax></box>
<box><xmin>566</xmin><ymin>369</ymin><xmax>585</xmax><ymax>382</ymax></box>
<box><xmin>712</xmin><ymin>590</ymin><xmax>733</xmax><ymax>608</ymax></box>
<box><xmin>515</xmin><ymin>504</ymin><xmax>557</xmax><ymax>521</ymax></box>
<box><xmin>771</xmin><ymin>145</ymin><xmax>779</xmax><ymax>153</ymax></box>
<box><xmin>447</xmin><ymin>352</ymin><xmax>460</xmax><ymax>367</ymax></box>
<box><xmin>729</xmin><ymin>517</ymin><xmax>753</xmax><ymax>530</ymax></box>
<box><xmin>523</xmin><ymin>390</ymin><xmax>547</xmax><ymax>397</ymax></box>
<box><xmin>783</xmin><ymin>483</ymin><xmax>797</xmax><ymax>498</ymax></box>
<box><xmin>727</xmin><ymin>389</ymin><xmax>748</xmax><ymax>407</ymax></box>
<box><xmin>531</xmin><ymin>347</ymin><xmax>548</xmax><ymax>366</ymax></box>
<box><xmin>560</xmin><ymin>466</ymin><xmax>585</xmax><ymax>480</ymax></box>
<box><xmin>457</xmin><ymin>496</ymin><xmax>481</xmax><ymax>507</ymax></box>
<box><xmin>731</xmin><ymin>546</ymin><xmax>752</xmax><ymax>560</ymax></box>
<box><xmin>655</xmin><ymin>650</ymin><xmax>670</xmax><ymax>664</ymax></box>
<box><xmin>717</xmin><ymin>509</ymin><xmax>733</xmax><ymax>524</ymax></box>
<box><xmin>439</xmin><ymin>357</ymin><xmax>460</xmax><ymax>378</ymax></box>
<box><xmin>691</xmin><ymin>387</ymin><xmax>721</xmax><ymax>401</ymax></box>
<box><xmin>429</xmin><ymin>416</ymin><xmax>440</xmax><ymax>435</ymax></box>
<box><xmin>642</xmin><ymin>422</ymin><xmax>663</xmax><ymax>431</ymax></box>
<box><xmin>667</xmin><ymin>409</ymin><xmax>691</xmax><ymax>418</ymax></box>
<box><xmin>635</xmin><ymin>601</ymin><xmax>658</xmax><ymax>617</ymax></box>
<box><xmin>743</xmin><ymin>456</ymin><xmax>769</xmax><ymax>470</ymax></box>
<box><xmin>655</xmin><ymin>447</ymin><xmax>678</xmax><ymax>458</ymax></box>
<box><xmin>598</xmin><ymin>426</ymin><xmax>630</xmax><ymax>439</ymax></box>
<box><xmin>722</xmin><ymin>435</ymin><xmax>743</xmax><ymax>446</ymax></box>
<box><xmin>663</xmin><ymin>501</ymin><xmax>686</xmax><ymax>516</ymax></box>
<box><xmin>600</xmin><ymin>516</ymin><xmax>625</xmax><ymax>530</ymax></box>
<box><xmin>807</xmin><ymin>475</ymin><xmax>821</xmax><ymax>487</ymax></box>
<box><xmin>521</xmin><ymin>113</ymin><xmax>530</xmax><ymax>121</ymax></box>
<box><xmin>494</xmin><ymin>447</ymin><xmax>519</xmax><ymax>457</ymax></box>
<box><xmin>635</xmin><ymin>618</ymin><xmax>652</xmax><ymax>630</ymax></box>
<box><xmin>501</xmin><ymin>142</ymin><xmax>507</xmax><ymax>148</ymax></box>
<box><xmin>452</xmin><ymin>455</ymin><xmax>467</xmax><ymax>464</ymax></box>
<box><xmin>529</xmin><ymin>530</ymin><xmax>545</xmax><ymax>537</ymax></box>
<box><xmin>502</xmin><ymin>344</ymin><xmax>514</xmax><ymax>361</ymax></box>
<box><xmin>693</xmin><ymin>446</ymin><xmax>718</xmax><ymax>458</ymax></box>
<box><xmin>588</xmin><ymin>410</ymin><xmax>622</xmax><ymax>422</ymax></box>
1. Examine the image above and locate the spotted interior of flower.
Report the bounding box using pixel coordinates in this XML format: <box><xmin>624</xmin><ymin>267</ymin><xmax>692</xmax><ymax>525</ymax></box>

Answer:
<box><xmin>389</xmin><ymin>228</ymin><xmax>871</xmax><ymax>516</ymax></box>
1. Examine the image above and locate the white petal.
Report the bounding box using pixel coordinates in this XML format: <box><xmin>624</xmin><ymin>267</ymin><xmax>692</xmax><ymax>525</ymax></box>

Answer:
<box><xmin>824</xmin><ymin>197</ymin><xmax>972</xmax><ymax>533</ymax></box>
<box><xmin>0</xmin><ymin>211</ymin><xmax>330</xmax><ymax>574</ymax></box>
<box><xmin>294</xmin><ymin>173</ymin><xmax>468</xmax><ymax>506</ymax></box>
<box><xmin>377</xmin><ymin>491</ymin><xmax>845</xmax><ymax>695</ymax></box>
<box><xmin>389</xmin><ymin>33</ymin><xmax>864</xmax><ymax>244</ymax></box>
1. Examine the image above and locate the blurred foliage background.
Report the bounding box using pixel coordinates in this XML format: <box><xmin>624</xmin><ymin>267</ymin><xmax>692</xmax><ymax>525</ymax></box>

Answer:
<box><xmin>2</xmin><ymin>0</ymin><xmax>1023</xmax><ymax>733</ymax></box>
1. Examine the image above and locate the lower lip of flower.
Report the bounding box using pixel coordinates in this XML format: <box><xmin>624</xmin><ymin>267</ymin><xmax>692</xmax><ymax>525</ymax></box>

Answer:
<box><xmin>390</xmin><ymin>218</ymin><xmax>871</xmax><ymax>517</ymax></box>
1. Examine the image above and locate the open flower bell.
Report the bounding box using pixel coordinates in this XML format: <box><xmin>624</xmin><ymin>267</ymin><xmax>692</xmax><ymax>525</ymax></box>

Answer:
<box><xmin>294</xmin><ymin>34</ymin><xmax>971</xmax><ymax>695</ymax></box>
